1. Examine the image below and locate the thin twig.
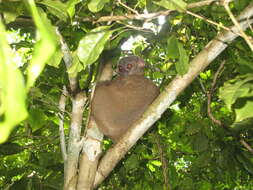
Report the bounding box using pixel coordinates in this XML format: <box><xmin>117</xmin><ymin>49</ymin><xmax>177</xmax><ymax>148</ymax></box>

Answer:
<box><xmin>207</xmin><ymin>61</ymin><xmax>226</xmax><ymax>127</ymax></box>
<box><xmin>211</xmin><ymin>61</ymin><xmax>226</xmax><ymax>91</ymax></box>
<box><xmin>248</xmin><ymin>16</ymin><xmax>253</xmax><ymax>32</ymax></box>
<box><xmin>187</xmin><ymin>0</ymin><xmax>218</xmax><ymax>9</ymax></box>
<box><xmin>117</xmin><ymin>0</ymin><xmax>139</xmax><ymax>14</ymax></box>
<box><xmin>79</xmin><ymin>0</ymin><xmax>228</xmax><ymax>23</ymax></box>
<box><xmin>79</xmin><ymin>10</ymin><xmax>168</xmax><ymax>22</ymax></box>
<box><xmin>116</xmin><ymin>21</ymin><xmax>153</xmax><ymax>33</ymax></box>
<box><xmin>207</xmin><ymin>61</ymin><xmax>253</xmax><ymax>154</ymax></box>
<box><xmin>186</xmin><ymin>10</ymin><xmax>241</xmax><ymax>37</ymax></box>
<box><xmin>197</xmin><ymin>77</ymin><xmax>207</xmax><ymax>93</ymax></box>
<box><xmin>240</xmin><ymin>139</ymin><xmax>253</xmax><ymax>154</ymax></box>
<box><xmin>187</xmin><ymin>0</ymin><xmax>233</xmax><ymax>9</ymax></box>
<box><xmin>59</xmin><ymin>85</ymin><xmax>68</xmax><ymax>162</ymax></box>
<box><xmin>93</xmin><ymin>10</ymin><xmax>173</xmax><ymax>23</ymax></box>
<box><xmin>223</xmin><ymin>0</ymin><xmax>253</xmax><ymax>51</ymax></box>
<box><xmin>110</xmin><ymin>28</ymin><xmax>131</xmax><ymax>40</ymax></box>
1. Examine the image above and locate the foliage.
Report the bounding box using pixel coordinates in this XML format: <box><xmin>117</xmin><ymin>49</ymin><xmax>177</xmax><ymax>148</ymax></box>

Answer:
<box><xmin>0</xmin><ymin>0</ymin><xmax>253</xmax><ymax>189</ymax></box>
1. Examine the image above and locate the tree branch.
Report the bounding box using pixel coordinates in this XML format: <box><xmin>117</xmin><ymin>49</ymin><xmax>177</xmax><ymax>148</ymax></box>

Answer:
<box><xmin>93</xmin><ymin>2</ymin><xmax>253</xmax><ymax>187</ymax></box>
<box><xmin>56</xmin><ymin>29</ymin><xmax>79</xmax><ymax>93</ymax></box>
<box><xmin>117</xmin><ymin>0</ymin><xmax>139</xmax><ymax>15</ymax></box>
<box><xmin>223</xmin><ymin>0</ymin><xmax>253</xmax><ymax>51</ymax></box>
<box><xmin>58</xmin><ymin>86</ymin><xmax>68</xmax><ymax>163</ymax></box>
<box><xmin>56</xmin><ymin>29</ymin><xmax>88</xmax><ymax>190</ymax></box>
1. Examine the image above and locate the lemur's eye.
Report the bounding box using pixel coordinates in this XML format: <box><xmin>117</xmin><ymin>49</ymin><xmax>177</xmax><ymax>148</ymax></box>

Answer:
<box><xmin>127</xmin><ymin>64</ymin><xmax>132</xmax><ymax>69</ymax></box>
<box><xmin>118</xmin><ymin>65</ymin><xmax>124</xmax><ymax>72</ymax></box>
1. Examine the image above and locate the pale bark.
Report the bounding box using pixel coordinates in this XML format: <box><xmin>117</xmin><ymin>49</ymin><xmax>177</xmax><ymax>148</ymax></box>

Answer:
<box><xmin>57</xmin><ymin>30</ymin><xmax>87</xmax><ymax>190</ymax></box>
<box><xmin>58</xmin><ymin>86</ymin><xmax>68</xmax><ymax>168</ymax></box>
<box><xmin>65</xmin><ymin>92</ymin><xmax>86</xmax><ymax>190</ymax></box>
<box><xmin>76</xmin><ymin>61</ymin><xmax>113</xmax><ymax>190</ymax></box>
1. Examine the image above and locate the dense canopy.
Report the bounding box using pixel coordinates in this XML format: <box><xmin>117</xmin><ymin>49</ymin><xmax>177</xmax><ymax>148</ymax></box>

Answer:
<box><xmin>0</xmin><ymin>0</ymin><xmax>253</xmax><ymax>189</ymax></box>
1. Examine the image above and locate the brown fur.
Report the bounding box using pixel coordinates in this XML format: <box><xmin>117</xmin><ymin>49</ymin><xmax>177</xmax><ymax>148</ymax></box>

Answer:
<box><xmin>91</xmin><ymin>57</ymin><xmax>159</xmax><ymax>142</ymax></box>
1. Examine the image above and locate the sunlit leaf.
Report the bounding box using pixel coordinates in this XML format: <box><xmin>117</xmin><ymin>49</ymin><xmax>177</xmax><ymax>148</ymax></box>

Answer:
<box><xmin>154</xmin><ymin>0</ymin><xmax>187</xmax><ymax>12</ymax></box>
<box><xmin>47</xmin><ymin>47</ymin><xmax>63</xmax><ymax>68</ymax></box>
<box><xmin>219</xmin><ymin>74</ymin><xmax>253</xmax><ymax>110</ymax></box>
<box><xmin>88</xmin><ymin>0</ymin><xmax>110</xmax><ymax>13</ymax></box>
<box><xmin>66</xmin><ymin>0</ymin><xmax>81</xmax><ymax>19</ymax></box>
<box><xmin>77</xmin><ymin>26</ymin><xmax>112</xmax><ymax>68</ymax></box>
<box><xmin>0</xmin><ymin>22</ymin><xmax>28</xmax><ymax>143</ymax></box>
<box><xmin>26</xmin><ymin>1</ymin><xmax>58</xmax><ymax>89</ymax></box>
<box><xmin>199</xmin><ymin>70</ymin><xmax>211</xmax><ymax>80</ymax></box>
<box><xmin>151</xmin><ymin>160</ymin><xmax>162</xmax><ymax>166</ymax></box>
<box><xmin>38</xmin><ymin>0</ymin><xmax>68</xmax><ymax>22</ymax></box>
<box><xmin>147</xmin><ymin>163</ymin><xmax>156</xmax><ymax>172</ymax></box>
<box><xmin>235</xmin><ymin>100</ymin><xmax>253</xmax><ymax>122</ymax></box>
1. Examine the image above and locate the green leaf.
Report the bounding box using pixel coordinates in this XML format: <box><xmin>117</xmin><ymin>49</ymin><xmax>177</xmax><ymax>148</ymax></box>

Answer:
<box><xmin>147</xmin><ymin>163</ymin><xmax>156</xmax><ymax>172</ymax></box>
<box><xmin>199</xmin><ymin>70</ymin><xmax>211</xmax><ymax>80</ymax></box>
<box><xmin>177</xmin><ymin>43</ymin><xmax>189</xmax><ymax>75</ymax></box>
<box><xmin>0</xmin><ymin>1</ymin><xmax>26</xmax><ymax>24</ymax></box>
<box><xmin>154</xmin><ymin>0</ymin><xmax>187</xmax><ymax>12</ymax></box>
<box><xmin>151</xmin><ymin>160</ymin><xmax>162</xmax><ymax>167</ymax></box>
<box><xmin>0</xmin><ymin>22</ymin><xmax>28</xmax><ymax>143</ymax></box>
<box><xmin>66</xmin><ymin>0</ymin><xmax>81</xmax><ymax>19</ymax></box>
<box><xmin>47</xmin><ymin>47</ymin><xmax>63</xmax><ymax>68</ymax></box>
<box><xmin>28</xmin><ymin>108</ymin><xmax>47</xmax><ymax>131</ymax></box>
<box><xmin>77</xmin><ymin>26</ymin><xmax>112</xmax><ymax>68</ymax></box>
<box><xmin>153</xmin><ymin>71</ymin><xmax>164</xmax><ymax>79</ymax></box>
<box><xmin>124</xmin><ymin>154</ymin><xmax>139</xmax><ymax>170</ymax></box>
<box><xmin>88</xmin><ymin>0</ymin><xmax>110</xmax><ymax>13</ymax></box>
<box><xmin>237</xmin><ymin>57</ymin><xmax>253</xmax><ymax>71</ymax></box>
<box><xmin>167</xmin><ymin>35</ymin><xmax>189</xmax><ymax>75</ymax></box>
<box><xmin>26</xmin><ymin>2</ymin><xmax>58</xmax><ymax>89</ymax></box>
<box><xmin>219</xmin><ymin>74</ymin><xmax>253</xmax><ymax>110</ymax></box>
<box><xmin>235</xmin><ymin>100</ymin><xmax>253</xmax><ymax>122</ymax></box>
<box><xmin>167</xmin><ymin>35</ymin><xmax>180</xmax><ymax>59</ymax></box>
<box><xmin>67</xmin><ymin>52</ymin><xmax>83</xmax><ymax>77</ymax></box>
<box><xmin>38</xmin><ymin>0</ymin><xmax>68</xmax><ymax>22</ymax></box>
